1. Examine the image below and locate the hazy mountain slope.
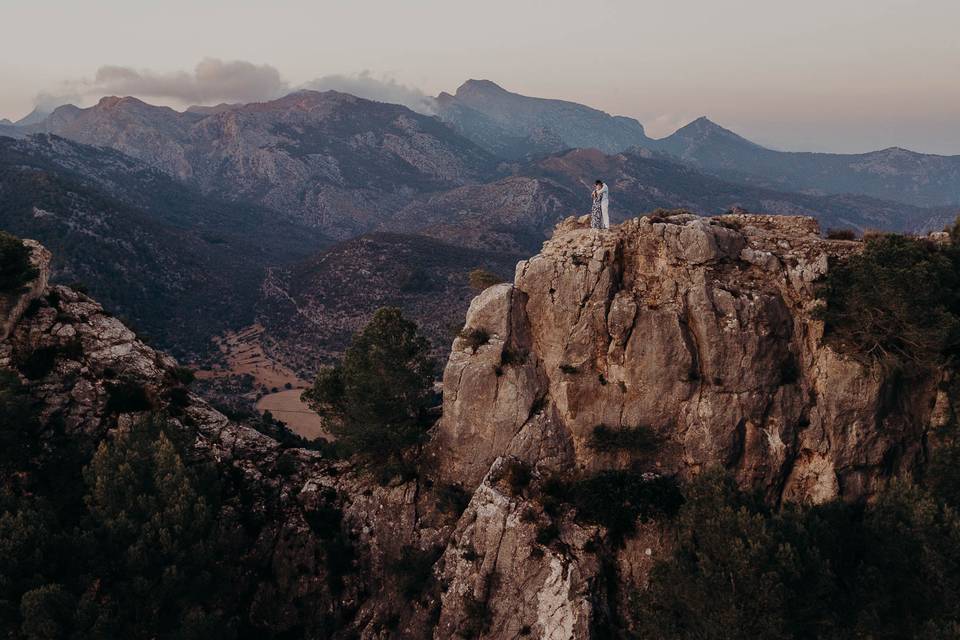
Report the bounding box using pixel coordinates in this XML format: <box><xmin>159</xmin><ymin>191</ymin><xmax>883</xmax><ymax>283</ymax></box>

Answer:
<box><xmin>433</xmin><ymin>93</ymin><xmax>565</xmax><ymax>159</ymax></box>
<box><xmin>256</xmin><ymin>232</ymin><xmax>522</xmax><ymax>375</ymax></box>
<box><xmin>657</xmin><ymin>117</ymin><xmax>960</xmax><ymax>207</ymax></box>
<box><xmin>25</xmin><ymin>91</ymin><xmax>497</xmax><ymax>238</ymax></box>
<box><xmin>436</xmin><ymin>79</ymin><xmax>654</xmax><ymax>155</ymax></box>
<box><xmin>0</xmin><ymin>135</ymin><xmax>328</xmax><ymax>358</ymax></box>
<box><xmin>383</xmin><ymin>148</ymin><xmax>956</xmax><ymax>253</ymax></box>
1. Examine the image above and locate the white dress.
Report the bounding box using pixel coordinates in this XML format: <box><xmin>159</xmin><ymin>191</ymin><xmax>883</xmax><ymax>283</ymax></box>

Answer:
<box><xmin>599</xmin><ymin>184</ymin><xmax>610</xmax><ymax>228</ymax></box>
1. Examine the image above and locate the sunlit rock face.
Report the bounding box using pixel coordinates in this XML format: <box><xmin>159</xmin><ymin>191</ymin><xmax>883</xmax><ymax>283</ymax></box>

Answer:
<box><xmin>437</xmin><ymin>212</ymin><xmax>939</xmax><ymax>505</ymax></box>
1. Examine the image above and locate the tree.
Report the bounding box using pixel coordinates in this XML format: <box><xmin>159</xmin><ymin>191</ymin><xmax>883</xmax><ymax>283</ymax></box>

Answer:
<box><xmin>0</xmin><ymin>232</ymin><xmax>37</xmax><ymax>293</ymax></box>
<box><xmin>303</xmin><ymin>307</ymin><xmax>435</xmax><ymax>472</ymax></box>
<box><xmin>816</xmin><ymin>234</ymin><xmax>960</xmax><ymax>368</ymax></box>
<box><xmin>468</xmin><ymin>269</ymin><xmax>504</xmax><ymax>292</ymax></box>
<box><xmin>632</xmin><ymin>470</ymin><xmax>960</xmax><ymax>639</ymax></box>
<box><xmin>80</xmin><ymin>415</ymin><xmax>237</xmax><ymax>638</ymax></box>
<box><xmin>0</xmin><ymin>369</ymin><xmax>38</xmax><ymax>480</ymax></box>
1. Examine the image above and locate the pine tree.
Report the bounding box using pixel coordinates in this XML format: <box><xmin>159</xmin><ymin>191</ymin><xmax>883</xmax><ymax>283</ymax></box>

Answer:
<box><xmin>304</xmin><ymin>307</ymin><xmax>435</xmax><ymax>472</ymax></box>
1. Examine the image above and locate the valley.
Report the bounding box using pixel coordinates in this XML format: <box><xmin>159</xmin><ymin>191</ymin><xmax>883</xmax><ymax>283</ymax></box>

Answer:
<box><xmin>1</xmin><ymin>80</ymin><xmax>958</xmax><ymax>423</ymax></box>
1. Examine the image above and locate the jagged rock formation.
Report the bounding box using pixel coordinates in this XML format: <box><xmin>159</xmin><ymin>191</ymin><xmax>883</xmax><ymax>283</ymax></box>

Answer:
<box><xmin>437</xmin><ymin>212</ymin><xmax>940</xmax><ymax>503</ymax></box>
<box><xmin>0</xmin><ymin>239</ymin><xmax>49</xmax><ymax>340</ymax></box>
<box><xmin>1</xmin><ymin>218</ymin><xmax>947</xmax><ymax>638</ymax></box>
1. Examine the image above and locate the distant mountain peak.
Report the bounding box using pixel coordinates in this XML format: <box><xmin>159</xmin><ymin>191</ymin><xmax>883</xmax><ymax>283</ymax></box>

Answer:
<box><xmin>670</xmin><ymin>116</ymin><xmax>764</xmax><ymax>149</ymax></box>
<box><xmin>14</xmin><ymin>106</ymin><xmax>51</xmax><ymax>127</ymax></box>
<box><xmin>456</xmin><ymin>79</ymin><xmax>508</xmax><ymax>96</ymax></box>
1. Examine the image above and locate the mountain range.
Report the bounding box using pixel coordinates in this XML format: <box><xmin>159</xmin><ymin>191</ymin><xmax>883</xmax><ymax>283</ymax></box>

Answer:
<box><xmin>1</xmin><ymin>79</ymin><xmax>958</xmax><ymax>380</ymax></box>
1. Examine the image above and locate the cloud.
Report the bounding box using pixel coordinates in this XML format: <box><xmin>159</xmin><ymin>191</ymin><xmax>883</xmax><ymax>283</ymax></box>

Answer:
<box><xmin>35</xmin><ymin>58</ymin><xmax>289</xmax><ymax>109</ymax></box>
<box><xmin>300</xmin><ymin>71</ymin><xmax>436</xmax><ymax>114</ymax></box>
<box><xmin>32</xmin><ymin>62</ymin><xmax>438</xmax><ymax>117</ymax></box>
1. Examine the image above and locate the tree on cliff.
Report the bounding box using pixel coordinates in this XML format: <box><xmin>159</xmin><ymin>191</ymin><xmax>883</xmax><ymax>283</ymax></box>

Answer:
<box><xmin>0</xmin><ymin>232</ymin><xmax>38</xmax><ymax>293</ymax></box>
<box><xmin>633</xmin><ymin>470</ymin><xmax>960</xmax><ymax>639</ymax></box>
<box><xmin>817</xmin><ymin>233</ymin><xmax>960</xmax><ymax>368</ymax></box>
<box><xmin>303</xmin><ymin>307</ymin><xmax>435</xmax><ymax>473</ymax></box>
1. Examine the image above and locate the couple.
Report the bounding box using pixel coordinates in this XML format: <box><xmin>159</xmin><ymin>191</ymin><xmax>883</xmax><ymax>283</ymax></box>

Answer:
<box><xmin>590</xmin><ymin>179</ymin><xmax>610</xmax><ymax>230</ymax></box>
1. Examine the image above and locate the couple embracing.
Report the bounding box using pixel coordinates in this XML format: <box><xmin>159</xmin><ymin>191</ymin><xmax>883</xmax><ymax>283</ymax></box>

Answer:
<box><xmin>590</xmin><ymin>179</ymin><xmax>609</xmax><ymax>230</ymax></box>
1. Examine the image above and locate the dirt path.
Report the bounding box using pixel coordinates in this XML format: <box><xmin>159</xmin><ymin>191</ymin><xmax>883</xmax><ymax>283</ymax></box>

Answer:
<box><xmin>194</xmin><ymin>324</ymin><xmax>331</xmax><ymax>441</ymax></box>
<box><xmin>256</xmin><ymin>389</ymin><xmax>331</xmax><ymax>441</ymax></box>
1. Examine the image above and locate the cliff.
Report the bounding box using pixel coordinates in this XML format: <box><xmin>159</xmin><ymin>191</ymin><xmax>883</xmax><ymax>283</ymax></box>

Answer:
<box><xmin>437</xmin><ymin>212</ymin><xmax>940</xmax><ymax>504</ymax></box>
<box><xmin>0</xmin><ymin>216</ymin><xmax>949</xmax><ymax>638</ymax></box>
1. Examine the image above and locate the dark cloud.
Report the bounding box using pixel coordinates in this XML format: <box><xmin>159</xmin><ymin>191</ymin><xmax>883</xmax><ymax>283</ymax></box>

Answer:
<box><xmin>91</xmin><ymin>58</ymin><xmax>289</xmax><ymax>103</ymax></box>
<box><xmin>35</xmin><ymin>58</ymin><xmax>289</xmax><ymax>109</ymax></box>
<box><xmin>301</xmin><ymin>71</ymin><xmax>436</xmax><ymax>114</ymax></box>
<box><xmin>33</xmin><ymin>62</ymin><xmax>438</xmax><ymax>117</ymax></box>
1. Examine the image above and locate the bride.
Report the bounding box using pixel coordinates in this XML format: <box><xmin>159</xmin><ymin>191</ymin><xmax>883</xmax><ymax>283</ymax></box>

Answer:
<box><xmin>591</xmin><ymin>180</ymin><xmax>609</xmax><ymax>229</ymax></box>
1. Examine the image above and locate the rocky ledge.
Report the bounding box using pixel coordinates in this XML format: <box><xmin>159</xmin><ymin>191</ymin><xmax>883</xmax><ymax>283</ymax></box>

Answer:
<box><xmin>1</xmin><ymin>213</ymin><xmax>948</xmax><ymax>639</ymax></box>
<box><xmin>437</xmin><ymin>212</ymin><xmax>940</xmax><ymax>504</ymax></box>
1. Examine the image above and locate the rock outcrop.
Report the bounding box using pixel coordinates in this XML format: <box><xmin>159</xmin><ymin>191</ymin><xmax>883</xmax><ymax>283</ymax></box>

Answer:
<box><xmin>0</xmin><ymin>239</ymin><xmax>50</xmax><ymax>340</ymax></box>
<box><xmin>2</xmin><ymin>216</ymin><xmax>947</xmax><ymax>639</ymax></box>
<box><xmin>437</xmin><ymin>213</ymin><xmax>940</xmax><ymax>504</ymax></box>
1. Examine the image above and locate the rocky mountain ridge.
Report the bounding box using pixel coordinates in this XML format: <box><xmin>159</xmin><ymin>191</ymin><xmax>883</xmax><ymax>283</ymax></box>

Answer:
<box><xmin>1</xmin><ymin>211</ymin><xmax>950</xmax><ymax>637</ymax></box>
<box><xmin>655</xmin><ymin>116</ymin><xmax>960</xmax><ymax>207</ymax></box>
<box><xmin>9</xmin><ymin>91</ymin><xmax>496</xmax><ymax>238</ymax></box>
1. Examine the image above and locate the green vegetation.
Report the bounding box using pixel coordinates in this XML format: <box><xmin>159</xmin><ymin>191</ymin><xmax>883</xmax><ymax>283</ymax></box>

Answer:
<box><xmin>388</xmin><ymin>546</ymin><xmax>442</xmax><ymax>600</ymax></box>
<box><xmin>468</xmin><ymin>268</ymin><xmax>504</xmax><ymax>292</ymax></box>
<box><xmin>434</xmin><ymin>482</ymin><xmax>471</xmax><ymax>516</ymax></box>
<box><xmin>0</xmin><ymin>232</ymin><xmax>37</xmax><ymax>293</ymax></box>
<box><xmin>587</xmin><ymin>424</ymin><xmax>659</xmax><ymax>453</ymax></box>
<box><xmin>542</xmin><ymin>470</ymin><xmax>683</xmax><ymax>542</ymax></box>
<box><xmin>0</xmin><ymin>370</ymin><xmax>37</xmax><ymax>476</ymax></box>
<box><xmin>632</xmin><ymin>468</ymin><xmax>960</xmax><ymax>639</ymax></box>
<box><xmin>458</xmin><ymin>327</ymin><xmax>490</xmax><ymax>352</ymax></box>
<box><xmin>303</xmin><ymin>307</ymin><xmax>435</xmax><ymax>475</ymax></box>
<box><xmin>816</xmin><ymin>233</ymin><xmax>960</xmax><ymax>367</ymax></box>
<box><xmin>495</xmin><ymin>459</ymin><xmax>532</xmax><ymax>497</ymax></box>
<box><xmin>0</xmin><ymin>410</ymin><xmax>242</xmax><ymax>639</ymax></box>
<box><xmin>825</xmin><ymin>228</ymin><xmax>857</xmax><ymax>241</ymax></box>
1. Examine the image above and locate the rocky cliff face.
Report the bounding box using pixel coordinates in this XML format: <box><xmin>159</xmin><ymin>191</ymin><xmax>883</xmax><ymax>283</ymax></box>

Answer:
<box><xmin>436</xmin><ymin>212</ymin><xmax>940</xmax><ymax>504</ymax></box>
<box><xmin>27</xmin><ymin>92</ymin><xmax>495</xmax><ymax>239</ymax></box>
<box><xmin>1</xmin><ymin>217</ymin><xmax>946</xmax><ymax>638</ymax></box>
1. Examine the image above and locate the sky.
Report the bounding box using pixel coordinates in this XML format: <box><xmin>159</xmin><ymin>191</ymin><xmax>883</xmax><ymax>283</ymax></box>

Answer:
<box><xmin>1</xmin><ymin>0</ymin><xmax>958</xmax><ymax>154</ymax></box>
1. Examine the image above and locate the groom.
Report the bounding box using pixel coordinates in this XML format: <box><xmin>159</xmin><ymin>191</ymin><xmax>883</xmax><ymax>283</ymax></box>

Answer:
<box><xmin>595</xmin><ymin>180</ymin><xmax>610</xmax><ymax>229</ymax></box>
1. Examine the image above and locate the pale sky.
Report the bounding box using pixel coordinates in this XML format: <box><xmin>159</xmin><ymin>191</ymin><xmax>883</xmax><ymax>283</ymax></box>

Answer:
<box><xmin>2</xmin><ymin>0</ymin><xmax>958</xmax><ymax>154</ymax></box>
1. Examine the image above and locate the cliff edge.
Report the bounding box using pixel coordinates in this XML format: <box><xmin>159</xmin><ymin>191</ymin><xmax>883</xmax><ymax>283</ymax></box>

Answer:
<box><xmin>437</xmin><ymin>212</ymin><xmax>940</xmax><ymax>504</ymax></box>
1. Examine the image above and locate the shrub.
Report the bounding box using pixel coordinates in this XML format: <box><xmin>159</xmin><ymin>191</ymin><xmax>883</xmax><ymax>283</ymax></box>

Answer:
<box><xmin>435</xmin><ymin>482</ymin><xmax>471</xmax><ymax>516</ymax></box>
<box><xmin>633</xmin><ymin>469</ymin><xmax>960</xmax><ymax>640</ymax></box>
<box><xmin>559</xmin><ymin>364</ymin><xmax>578</xmax><ymax>374</ymax></box>
<box><xmin>535</xmin><ymin>522</ymin><xmax>560</xmax><ymax>545</ymax></box>
<box><xmin>543</xmin><ymin>471</ymin><xmax>683</xmax><ymax>542</ymax></box>
<box><xmin>826</xmin><ymin>228</ymin><xmax>857</xmax><ymax>241</ymax></box>
<box><xmin>388</xmin><ymin>546</ymin><xmax>442</xmax><ymax>599</ymax></box>
<box><xmin>816</xmin><ymin>233</ymin><xmax>960</xmax><ymax>368</ymax></box>
<box><xmin>15</xmin><ymin>347</ymin><xmax>58</xmax><ymax>381</ymax></box>
<box><xmin>0</xmin><ymin>232</ymin><xmax>37</xmax><ymax>293</ymax></box>
<box><xmin>0</xmin><ymin>369</ymin><xmax>38</xmax><ymax>477</ymax></box>
<box><xmin>498</xmin><ymin>459</ymin><xmax>532</xmax><ymax>496</ymax></box>
<box><xmin>587</xmin><ymin>424</ymin><xmax>659</xmax><ymax>453</ymax></box>
<box><xmin>105</xmin><ymin>379</ymin><xmax>152</xmax><ymax>413</ymax></box>
<box><xmin>458</xmin><ymin>327</ymin><xmax>490</xmax><ymax>352</ymax></box>
<box><xmin>500</xmin><ymin>347</ymin><xmax>526</xmax><ymax>367</ymax></box>
<box><xmin>468</xmin><ymin>268</ymin><xmax>504</xmax><ymax>292</ymax></box>
<box><xmin>303</xmin><ymin>307</ymin><xmax>435</xmax><ymax>469</ymax></box>
<box><xmin>168</xmin><ymin>366</ymin><xmax>195</xmax><ymax>386</ymax></box>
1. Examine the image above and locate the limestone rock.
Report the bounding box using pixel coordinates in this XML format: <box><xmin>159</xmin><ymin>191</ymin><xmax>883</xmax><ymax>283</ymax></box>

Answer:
<box><xmin>437</xmin><ymin>213</ymin><xmax>940</xmax><ymax>504</ymax></box>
